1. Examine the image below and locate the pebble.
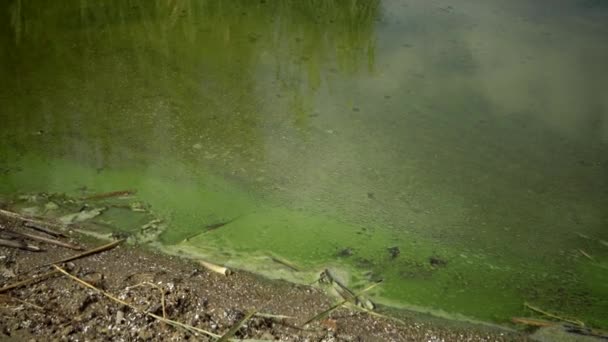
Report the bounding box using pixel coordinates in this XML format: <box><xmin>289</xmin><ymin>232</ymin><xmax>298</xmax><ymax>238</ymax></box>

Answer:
<box><xmin>116</xmin><ymin>310</ymin><xmax>125</xmax><ymax>325</ymax></box>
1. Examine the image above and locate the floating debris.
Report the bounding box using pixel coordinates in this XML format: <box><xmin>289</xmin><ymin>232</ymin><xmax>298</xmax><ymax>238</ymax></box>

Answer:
<box><xmin>270</xmin><ymin>256</ymin><xmax>301</xmax><ymax>272</ymax></box>
<box><xmin>429</xmin><ymin>256</ymin><xmax>448</xmax><ymax>267</ymax></box>
<box><xmin>578</xmin><ymin>249</ymin><xmax>595</xmax><ymax>261</ymax></box>
<box><xmin>82</xmin><ymin>189</ymin><xmax>137</xmax><ymax>201</ymax></box>
<box><xmin>204</xmin><ymin>215</ymin><xmax>242</xmax><ymax>233</ymax></box>
<box><xmin>141</xmin><ymin>219</ymin><xmax>163</xmax><ymax>231</ymax></box>
<box><xmin>129</xmin><ymin>201</ymin><xmax>148</xmax><ymax>212</ymax></box>
<box><xmin>387</xmin><ymin>246</ymin><xmax>400</xmax><ymax>259</ymax></box>
<box><xmin>336</xmin><ymin>247</ymin><xmax>354</xmax><ymax>257</ymax></box>
<box><xmin>59</xmin><ymin>207</ymin><xmax>106</xmax><ymax>225</ymax></box>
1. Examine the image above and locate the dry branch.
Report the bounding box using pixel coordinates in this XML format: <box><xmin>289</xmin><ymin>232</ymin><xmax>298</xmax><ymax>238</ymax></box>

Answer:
<box><xmin>24</xmin><ymin>221</ymin><xmax>67</xmax><ymax>238</ymax></box>
<box><xmin>0</xmin><ymin>237</ymin><xmax>43</xmax><ymax>252</ymax></box>
<box><xmin>4</xmin><ymin>229</ymin><xmax>83</xmax><ymax>250</ymax></box>
<box><xmin>45</xmin><ymin>239</ymin><xmax>124</xmax><ymax>266</ymax></box>
<box><xmin>0</xmin><ymin>270</ymin><xmax>59</xmax><ymax>294</ymax></box>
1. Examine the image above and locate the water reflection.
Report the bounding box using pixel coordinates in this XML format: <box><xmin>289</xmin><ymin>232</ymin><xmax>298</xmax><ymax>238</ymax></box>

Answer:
<box><xmin>2</xmin><ymin>0</ymin><xmax>379</xmax><ymax>168</ymax></box>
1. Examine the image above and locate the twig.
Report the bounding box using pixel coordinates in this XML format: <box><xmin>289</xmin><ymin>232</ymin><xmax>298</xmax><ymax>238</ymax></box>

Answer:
<box><xmin>0</xmin><ymin>270</ymin><xmax>60</xmax><ymax>293</ymax></box>
<box><xmin>52</xmin><ymin>265</ymin><xmax>220</xmax><ymax>339</ymax></box>
<box><xmin>524</xmin><ymin>302</ymin><xmax>585</xmax><ymax>327</ymax></box>
<box><xmin>24</xmin><ymin>221</ymin><xmax>67</xmax><ymax>238</ymax></box>
<box><xmin>511</xmin><ymin>317</ymin><xmax>556</xmax><ymax>327</ymax></box>
<box><xmin>13</xmin><ymin>297</ymin><xmax>45</xmax><ymax>311</ymax></box>
<box><xmin>217</xmin><ymin>309</ymin><xmax>257</xmax><ymax>342</ymax></box>
<box><xmin>578</xmin><ymin>249</ymin><xmax>595</xmax><ymax>261</ymax></box>
<box><xmin>303</xmin><ymin>281</ymin><xmax>382</xmax><ymax>326</ymax></box>
<box><xmin>45</xmin><ymin>239</ymin><xmax>124</xmax><ymax>266</ymax></box>
<box><xmin>270</xmin><ymin>256</ymin><xmax>301</xmax><ymax>272</ymax></box>
<box><xmin>255</xmin><ymin>312</ymin><xmax>295</xmax><ymax>319</ymax></box>
<box><xmin>0</xmin><ymin>237</ymin><xmax>43</xmax><ymax>252</ymax></box>
<box><xmin>81</xmin><ymin>189</ymin><xmax>137</xmax><ymax>201</ymax></box>
<box><xmin>4</xmin><ymin>229</ymin><xmax>83</xmax><ymax>251</ymax></box>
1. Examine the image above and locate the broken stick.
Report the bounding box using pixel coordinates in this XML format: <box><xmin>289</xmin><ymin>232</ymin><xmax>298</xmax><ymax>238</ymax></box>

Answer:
<box><xmin>24</xmin><ymin>221</ymin><xmax>67</xmax><ymax>238</ymax></box>
<box><xmin>198</xmin><ymin>260</ymin><xmax>231</xmax><ymax>276</ymax></box>
<box><xmin>0</xmin><ymin>270</ymin><xmax>59</xmax><ymax>294</ymax></box>
<box><xmin>0</xmin><ymin>237</ymin><xmax>43</xmax><ymax>252</ymax></box>
<box><xmin>44</xmin><ymin>239</ymin><xmax>124</xmax><ymax>266</ymax></box>
<box><xmin>4</xmin><ymin>230</ymin><xmax>83</xmax><ymax>251</ymax></box>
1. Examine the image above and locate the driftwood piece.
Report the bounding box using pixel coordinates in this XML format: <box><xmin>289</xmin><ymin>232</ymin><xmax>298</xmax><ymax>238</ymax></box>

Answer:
<box><xmin>3</xmin><ymin>229</ymin><xmax>83</xmax><ymax>251</ymax></box>
<box><xmin>198</xmin><ymin>260</ymin><xmax>231</xmax><ymax>276</ymax></box>
<box><xmin>45</xmin><ymin>239</ymin><xmax>124</xmax><ymax>266</ymax></box>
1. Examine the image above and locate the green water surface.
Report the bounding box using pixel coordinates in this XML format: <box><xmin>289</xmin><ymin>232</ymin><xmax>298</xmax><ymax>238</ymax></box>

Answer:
<box><xmin>1</xmin><ymin>0</ymin><xmax>607</xmax><ymax>328</ymax></box>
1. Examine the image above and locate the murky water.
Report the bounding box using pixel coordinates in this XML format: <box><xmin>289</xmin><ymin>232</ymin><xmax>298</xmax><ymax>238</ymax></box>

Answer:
<box><xmin>1</xmin><ymin>0</ymin><xmax>607</xmax><ymax>328</ymax></box>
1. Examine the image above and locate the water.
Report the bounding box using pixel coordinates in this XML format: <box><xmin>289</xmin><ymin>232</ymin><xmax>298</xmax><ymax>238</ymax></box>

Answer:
<box><xmin>1</xmin><ymin>0</ymin><xmax>607</xmax><ymax>328</ymax></box>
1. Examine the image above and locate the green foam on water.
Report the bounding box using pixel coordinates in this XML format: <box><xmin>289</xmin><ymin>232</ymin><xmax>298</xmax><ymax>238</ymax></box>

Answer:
<box><xmin>2</xmin><ymin>154</ymin><xmax>606</xmax><ymax>328</ymax></box>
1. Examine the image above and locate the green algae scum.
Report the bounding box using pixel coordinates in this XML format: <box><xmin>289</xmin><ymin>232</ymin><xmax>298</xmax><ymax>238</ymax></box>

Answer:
<box><xmin>1</xmin><ymin>0</ymin><xmax>607</xmax><ymax>331</ymax></box>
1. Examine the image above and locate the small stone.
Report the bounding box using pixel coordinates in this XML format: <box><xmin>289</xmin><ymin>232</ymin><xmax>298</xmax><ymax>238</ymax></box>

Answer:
<box><xmin>116</xmin><ymin>310</ymin><xmax>125</xmax><ymax>325</ymax></box>
<box><xmin>82</xmin><ymin>272</ymin><xmax>104</xmax><ymax>288</ymax></box>
<box><xmin>260</xmin><ymin>332</ymin><xmax>276</xmax><ymax>340</ymax></box>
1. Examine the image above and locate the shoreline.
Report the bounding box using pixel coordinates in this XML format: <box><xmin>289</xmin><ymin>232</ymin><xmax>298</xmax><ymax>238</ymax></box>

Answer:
<box><xmin>0</xmin><ymin>215</ymin><xmax>529</xmax><ymax>341</ymax></box>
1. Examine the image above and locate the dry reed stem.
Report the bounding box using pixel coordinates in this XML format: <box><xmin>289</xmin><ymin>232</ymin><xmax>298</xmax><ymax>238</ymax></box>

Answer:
<box><xmin>52</xmin><ymin>265</ymin><xmax>221</xmax><ymax>339</ymax></box>
<box><xmin>0</xmin><ymin>270</ymin><xmax>59</xmax><ymax>294</ymax></box>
